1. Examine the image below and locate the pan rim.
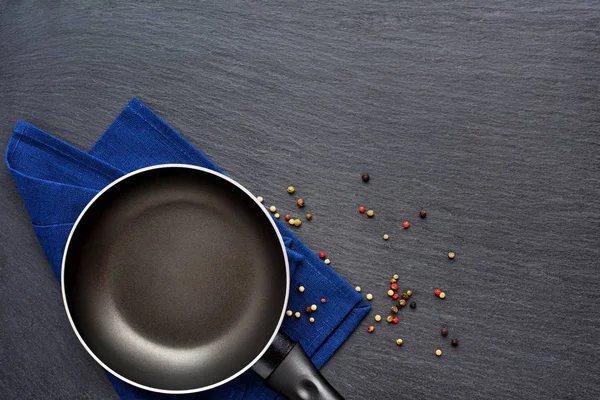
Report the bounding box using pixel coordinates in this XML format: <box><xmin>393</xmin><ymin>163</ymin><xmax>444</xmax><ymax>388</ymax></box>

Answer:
<box><xmin>61</xmin><ymin>163</ymin><xmax>290</xmax><ymax>394</ymax></box>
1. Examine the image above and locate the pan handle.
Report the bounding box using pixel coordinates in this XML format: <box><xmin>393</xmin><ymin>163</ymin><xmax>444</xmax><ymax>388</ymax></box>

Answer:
<box><xmin>252</xmin><ymin>332</ymin><xmax>344</xmax><ymax>400</ymax></box>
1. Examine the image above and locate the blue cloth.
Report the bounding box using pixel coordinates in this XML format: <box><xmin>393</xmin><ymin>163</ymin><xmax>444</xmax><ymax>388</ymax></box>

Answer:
<box><xmin>5</xmin><ymin>98</ymin><xmax>371</xmax><ymax>400</ymax></box>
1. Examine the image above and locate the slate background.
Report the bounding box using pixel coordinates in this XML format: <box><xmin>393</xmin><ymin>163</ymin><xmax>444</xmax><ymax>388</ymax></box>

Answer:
<box><xmin>1</xmin><ymin>1</ymin><xmax>599</xmax><ymax>399</ymax></box>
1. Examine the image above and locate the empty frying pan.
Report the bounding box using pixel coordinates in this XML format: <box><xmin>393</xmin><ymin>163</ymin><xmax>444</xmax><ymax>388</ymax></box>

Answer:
<box><xmin>62</xmin><ymin>164</ymin><xmax>343</xmax><ymax>400</ymax></box>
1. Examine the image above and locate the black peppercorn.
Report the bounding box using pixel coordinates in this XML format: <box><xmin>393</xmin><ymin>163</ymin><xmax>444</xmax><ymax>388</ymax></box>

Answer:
<box><xmin>305</xmin><ymin>306</ymin><xmax>312</xmax><ymax>314</ymax></box>
<box><xmin>441</xmin><ymin>328</ymin><xmax>449</xmax><ymax>337</ymax></box>
<box><xmin>420</xmin><ymin>209</ymin><xmax>427</xmax><ymax>218</ymax></box>
<box><xmin>409</xmin><ymin>301</ymin><xmax>416</xmax><ymax>309</ymax></box>
<box><xmin>401</xmin><ymin>293</ymin><xmax>409</xmax><ymax>300</ymax></box>
<box><xmin>361</xmin><ymin>173</ymin><xmax>370</xmax><ymax>182</ymax></box>
<box><xmin>451</xmin><ymin>338</ymin><xmax>459</xmax><ymax>347</ymax></box>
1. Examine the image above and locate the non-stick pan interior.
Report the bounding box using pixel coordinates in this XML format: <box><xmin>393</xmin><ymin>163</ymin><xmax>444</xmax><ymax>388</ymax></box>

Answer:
<box><xmin>63</xmin><ymin>166</ymin><xmax>288</xmax><ymax>391</ymax></box>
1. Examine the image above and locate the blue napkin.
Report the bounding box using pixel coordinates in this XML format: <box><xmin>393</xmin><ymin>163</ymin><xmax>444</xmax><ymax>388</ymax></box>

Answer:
<box><xmin>5</xmin><ymin>98</ymin><xmax>371</xmax><ymax>400</ymax></box>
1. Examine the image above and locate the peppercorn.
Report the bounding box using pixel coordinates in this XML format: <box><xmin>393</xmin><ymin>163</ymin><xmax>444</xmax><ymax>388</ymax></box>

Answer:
<box><xmin>399</xmin><ymin>299</ymin><xmax>407</xmax><ymax>307</ymax></box>
<box><xmin>366</xmin><ymin>293</ymin><xmax>373</xmax><ymax>301</ymax></box>
<box><xmin>355</xmin><ymin>286</ymin><xmax>362</xmax><ymax>292</ymax></box>
<box><xmin>319</xmin><ymin>252</ymin><xmax>326</xmax><ymax>259</ymax></box>
<box><xmin>393</xmin><ymin>274</ymin><xmax>399</xmax><ymax>280</ymax></box>
<box><xmin>392</xmin><ymin>293</ymin><xmax>399</xmax><ymax>300</ymax></box>
<box><xmin>439</xmin><ymin>292</ymin><xmax>446</xmax><ymax>299</ymax></box>
<box><xmin>287</xmin><ymin>186</ymin><xmax>295</xmax><ymax>194</ymax></box>
<box><xmin>390</xmin><ymin>278</ymin><xmax>397</xmax><ymax>284</ymax></box>
<box><xmin>419</xmin><ymin>209</ymin><xmax>427</xmax><ymax>218</ymax></box>
<box><xmin>434</xmin><ymin>288</ymin><xmax>441</xmax><ymax>296</ymax></box>
<box><xmin>392</xmin><ymin>317</ymin><xmax>399</xmax><ymax>324</ymax></box>
<box><xmin>448</xmin><ymin>251</ymin><xmax>455</xmax><ymax>260</ymax></box>
<box><xmin>361</xmin><ymin>173</ymin><xmax>370</xmax><ymax>182</ymax></box>
<box><xmin>391</xmin><ymin>306</ymin><xmax>399</xmax><ymax>314</ymax></box>
<box><xmin>441</xmin><ymin>328</ymin><xmax>449</xmax><ymax>337</ymax></box>
<box><xmin>401</xmin><ymin>293</ymin><xmax>409</xmax><ymax>300</ymax></box>
<box><xmin>409</xmin><ymin>301</ymin><xmax>416</xmax><ymax>309</ymax></box>
<box><xmin>367</xmin><ymin>325</ymin><xmax>375</xmax><ymax>333</ymax></box>
<box><xmin>451</xmin><ymin>339</ymin><xmax>459</xmax><ymax>347</ymax></box>
<box><xmin>396</xmin><ymin>338</ymin><xmax>403</xmax><ymax>346</ymax></box>
<box><xmin>310</xmin><ymin>304</ymin><xmax>317</xmax><ymax>311</ymax></box>
<box><xmin>390</xmin><ymin>283</ymin><xmax>399</xmax><ymax>291</ymax></box>
<box><xmin>269</xmin><ymin>205</ymin><xmax>277</xmax><ymax>213</ymax></box>
<box><xmin>366</xmin><ymin>210</ymin><xmax>374</xmax><ymax>217</ymax></box>
<box><xmin>306</xmin><ymin>213</ymin><xmax>312</xmax><ymax>220</ymax></box>
<box><xmin>375</xmin><ymin>315</ymin><xmax>382</xmax><ymax>322</ymax></box>
<box><xmin>286</xmin><ymin>310</ymin><xmax>293</xmax><ymax>317</ymax></box>
<box><xmin>309</xmin><ymin>317</ymin><xmax>315</xmax><ymax>323</ymax></box>
<box><xmin>435</xmin><ymin>349</ymin><xmax>442</xmax><ymax>357</ymax></box>
<box><xmin>299</xmin><ymin>286</ymin><xmax>305</xmax><ymax>293</ymax></box>
<box><xmin>285</xmin><ymin>214</ymin><xmax>291</xmax><ymax>221</ymax></box>
<box><xmin>358</xmin><ymin>206</ymin><xmax>366</xmax><ymax>213</ymax></box>
<box><xmin>274</xmin><ymin>213</ymin><xmax>280</xmax><ymax>219</ymax></box>
<box><xmin>297</xmin><ymin>198</ymin><xmax>305</xmax><ymax>207</ymax></box>
<box><xmin>295</xmin><ymin>312</ymin><xmax>301</xmax><ymax>318</ymax></box>
<box><xmin>321</xmin><ymin>298</ymin><xmax>327</xmax><ymax>304</ymax></box>
<box><xmin>406</xmin><ymin>290</ymin><xmax>413</xmax><ymax>296</ymax></box>
<box><xmin>289</xmin><ymin>219</ymin><xmax>295</xmax><ymax>225</ymax></box>
<box><xmin>294</xmin><ymin>219</ymin><xmax>302</xmax><ymax>227</ymax></box>
<box><xmin>257</xmin><ymin>196</ymin><xmax>264</xmax><ymax>203</ymax></box>
<box><xmin>386</xmin><ymin>316</ymin><xmax>394</xmax><ymax>323</ymax></box>
<box><xmin>383</xmin><ymin>234</ymin><xmax>389</xmax><ymax>240</ymax></box>
<box><xmin>324</xmin><ymin>258</ymin><xmax>331</xmax><ymax>265</ymax></box>
<box><xmin>402</xmin><ymin>221</ymin><xmax>410</xmax><ymax>229</ymax></box>
<box><xmin>305</xmin><ymin>306</ymin><xmax>312</xmax><ymax>314</ymax></box>
<box><xmin>387</xmin><ymin>290</ymin><xmax>394</xmax><ymax>297</ymax></box>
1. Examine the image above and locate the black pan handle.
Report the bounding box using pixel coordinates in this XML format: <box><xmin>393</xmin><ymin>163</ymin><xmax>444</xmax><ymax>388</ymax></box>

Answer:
<box><xmin>252</xmin><ymin>332</ymin><xmax>344</xmax><ymax>400</ymax></box>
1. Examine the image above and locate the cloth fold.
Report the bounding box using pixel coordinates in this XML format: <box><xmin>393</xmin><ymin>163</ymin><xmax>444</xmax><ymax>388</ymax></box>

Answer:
<box><xmin>5</xmin><ymin>98</ymin><xmax>370</xmax><ymax>400</ymax></box>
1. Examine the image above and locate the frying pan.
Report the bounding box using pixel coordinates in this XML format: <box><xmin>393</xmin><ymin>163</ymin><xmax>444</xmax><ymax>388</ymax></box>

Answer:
<box><xmin>62</xmin><ymin>164</ymin><xmax>343</xmax><ymax>400</ymax></box>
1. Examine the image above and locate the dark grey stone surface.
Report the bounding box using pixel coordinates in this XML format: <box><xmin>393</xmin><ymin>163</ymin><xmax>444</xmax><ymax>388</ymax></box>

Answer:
<box><xmin>1</xmin><ymin>1</ymin><xmax>599</xmax><ymax>399</ymax></box>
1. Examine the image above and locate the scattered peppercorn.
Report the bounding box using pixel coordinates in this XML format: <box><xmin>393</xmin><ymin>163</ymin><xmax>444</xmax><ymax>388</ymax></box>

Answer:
<box><xmin>289</xmin><ymin>219</ymin><xmax>295</xmax><ymax>225</ymax></box>
<box><xmin>392</xmin><ymin>293</ymin><xmax>399</xmax><ymax>300</ymax></box>
<box><xmin>286</xmin><ymin>310</ymin><xmax>293</xmax><ymax>317</ymax></box>
<box><xmin>451</xmin><ymin>339</ymin><xmax>459</xmax><ymax>347</ymax></box>
<box><xmin>285</xmin><ymin>214</ymin><xmax>291</xmax><ymax>221</ymax></box>
<box><xmin>321</xmin><ymin>298</ymin><xmax>327</xmax><ymax>304</ymax></box>
<box><xmin>299</xmin><ymin>286</ymin><xmax>305</xmax><ymax>293</ymax></box>
<box><xmin>359</xmin><ymin>206</ymin><xmax>366</xmax><ymax>213</ymax></box>
<box><xmin>419</xmin><ymin>209</ymin><xmax>427</xmax><ymax>218</ymax></box>
<box><xmin>309</xmin><ymin>317</ymin><xmax>315</xmax><ymax>323</ymax></box>
<box><xmin>435</xmin><ymin>349</ymin><xmax>442</xmax><ymax>357</ymax></box>
<box><xmin>392</xmin><ymin>317</ymin><xmax>399</xmax><ymax>324</ymax></box>
<box><xmin>439</xmin><ymin>292</ymin><xmax>446</xmax><ymax>299</ymax></box>
<box><xmin>409</xmin><ymin>301</ymin><xmax>416</xmax><ymax>309</ymax></box>
<box><xmin>306</xmin><ymin>213</ymin><xmax>312</xmax><ymax>220</ymax></box>
<box><xmin>390</xmin><ymin>278</ymin><xmax>397</xmax><ymax>284</ymax></box>
<box><xmin>319</xmin><ymin>252</ymin><xmax>326</xmax><ymax>259</ymax></box>
<box><xmin>441</xmin><ymin>328</ymin><xmax>449</xmax><ymax>337</ymax></box>
<box><xmin>274</xmin><ymin>213</ymin><xmax>280</xmax><ymax>219</ymax></box>
<box><xmin>366</xmin><ymin>293</ymin><xmax>373</xmax><ymax>301</ymax></box>
<box><xmin>305</xmin><ymin>306</ymin><xmax>312</xmax><ymax>314</ymax></box>
<box><xmin>393</xmin><ymin>274</ymin><xmax>399</xmax><ymax>280</ymax></box>
<box><xmin>387</xmin><ymin>290</ymin><xmax>394</xmax><ymax>297</ymax></box>
<box><xmin>448</xmin><ymin>251</ymin><xmax>455</xmax><ymax>260</ymax></box>
<box><xmin>434</xmin><ymin>288</ymin><xmax>441</xmax><ymax>296</ymax></box>
<box><xmin>390</xmin><ymin>283</ymin><xmax>399</xmax><ymax>291</ymax></box>
<box><xmin>297</xmin><ymin>198</ymin><xmax>305</xmax><ymax>207</ymax></box>
<box><xmin>396</xmin><ymin>338</ymin><xmax>403</xmax><ymax>346</ymax></box>
<box><xmin>257</xmin><ymin>196</ymin><xmax>264</xmax><ymax>203</ymax></box>
<box><xmin>355</xmin><ymin>286</ymin><xmax>362</xmax><ymax>292</ymax></box>
<box><xmin>294</xmin><ymin>219</ymin><xmax>302</xmax><ymax>227</ymax></box>
<box><xmin>399</xmin><ymin>299</ymin><xmax>407</xmax><ymax>307</ymax></box>
<box><xmin>310</xmin><ymin>304</ymin><xmax>317</xmax><ymax>311</ymax></box>
<box><xmin>402</xmin><ymin>221</ymin><xmax>410</xmax><ymax>229</ymax></box>
<box><xmin>287</xmin><ymin>186</ymin><xmax>295</xmax><ymax>194</ymax></box>
<box><xmin>324</xmin><ymin>258</ymin><xmax>331</xmax><ymax>265</ymax></box>
<box><xmin>386</xmin><ymin>316</ymin><xmax>394</xmax><ymax>323</ymax></box>
<box><xmin>375</xmin><ymin>315</ymin><xmax>382</xmax><ymax>322</ymax></box>
<box><xmin>406</xmin><ymin>290</ymin><xmax>413</xmax><ymax>296</ymax></box>
<box><xmin>295</xmin><ymin>312</ymin><xmax>301</xmax><ymax>318</ymax></box>
<box><xmin>383</xmin><ymin>234</ymin><xmax>389</xmax><ymax>240</ymax></box>
<box><xmin>401</xmin><ymin>293</ymin><xmax>409</xmax><ymax>300</ymax></box>
<box><xmin>366</xmin><ymin>209</ymin><xmax>374</xmax><ymax>217</ymax></box>
<box><xmin>269</xmin><ymin>206</ymin><xmax>277</xmax><ymax>213</ymax></box>
<box><xmin>361</xmin><ymin>173</ymin><xmax>370</xmax><ymax>182</ymax></box>
<box><xmin>391</xmin><ymin>306</ymin><xmax>399</xmax><ymax>314</ymax></box>
<box><xmin>367</xmin><ymin>325</ymin><xmax>375</xmax><ymax>333</ymax></box>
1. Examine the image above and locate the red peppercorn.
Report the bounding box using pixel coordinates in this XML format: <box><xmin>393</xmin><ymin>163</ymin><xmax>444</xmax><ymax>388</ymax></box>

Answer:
<box><xmin>321</xmin><ymin>298</ymin><xmax>327</xmax><ymax>304</ymax></box>
<box><xmin>434</xmin><ymin>288</ymin><xmax>441</xmax><ymax>296</ymax></box>
<box><xmin>390</xmin><ymin>283</ymin><xmax>398</xmax><ymax>291</ymax></box>
<box><xmin>358</xmin><ymin>206</ymin><xmax>366</xmax><ymax>213</ymax></box>
<box><xmin>367</xmin><ymin>325</ymin><xmax>375</xmax><ymax>333</ymax></box>
<box><xmin>392</xmin><ymin>293</ymin><xmax>399</xmax><ymax>300</ymax></box>
<box><xmin>319</xmin><ymin>252</ymin><xmax>326</xmax><ymax>259</ymax></box>
<box><xmin>392</xmin><ymin>317</ymin><xmax>399</xmax><ymax>324</ymax></box>
<box><xmin>403</xmin><ymin>221</ymin><xmax>410</xmax><ymax>229</ymax></box>
<box><xmin>285</xmin><ymin>215</ymin><xmax>291</xmax><ymax>221</ymax></box>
